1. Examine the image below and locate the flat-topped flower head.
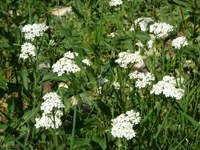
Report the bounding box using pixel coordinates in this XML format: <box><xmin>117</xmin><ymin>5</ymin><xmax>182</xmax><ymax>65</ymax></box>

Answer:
<box><xmin>35</xmin><ymin>110</ymin><xmax>63</xmax><ymax>129</ymax></box>
<box><xmin>172</xmin><ymin>37</ymin><xmax>188</xmax><ymax>49</ymax></box>
<box><xmin>109</xmin><ymin>0</ymin><xmax>122</xmax><ymax>6</ymax></box>
<box><xmin>150</xmin><ymin>22</ymin><xmax>173</xmax><ymax>39</ymax></box>
<box><xmin>20</xmin><ymin>42</ymin><xmax>36</xmax><ymax>60</ymax></box>
<box><xmin>52</xmin><ymin>51</ymin><xmax>81</xmax><ymax>76</ymax></box>
<box><xmin>150</xmin><ymin>75</ymin><xmax>185</xmax><ymax>100</ymax></box>
<box><xmin>115</xmin><ymin>51</ymin><xmax>144</xmax><ymax>69</ymax></box>
<box><xmin>22</xmin><ymin>23</ymin><xmax>49</xmax><ymax>41</ymax></box>
<box><xmin>35</xmin><ymin>93</ymin><xmax>65</xmax><ymax>129</ymax></box>
<box><xmin>129</xmin><ymin>71</ymin><xmax>155</xmax><ymax>89</ymax></box>
<box><xmin>41</xmin><ymin>92</ymin><xmax>65</xmax><ymax>114</ymax></box>
<box><xmin>111</xmin><ymin>110</ymin><xmax>141</xmax><ymax>140</ymax></box>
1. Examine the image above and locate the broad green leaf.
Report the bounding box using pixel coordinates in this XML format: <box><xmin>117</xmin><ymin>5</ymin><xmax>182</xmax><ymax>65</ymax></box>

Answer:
<box><xmin>0</xmin><ymin>10</ymin><xmax>6</xmax><ymax>19</ymax></box>
<box><xmin>15</xmin><ymin>28</ymin><xmax>21</xmax><ymax>44</ymax></box>
<box><xmin>7</xmin><ymin>97</ymin><xmax>15</xmax><ymax>119</ymax></box>
<box><xmin>0</xmin><ymin>120</ymin><xmax>8</xmax><ymax>129</ymax></box>
<box><xmin>40</xmin><ymin>72</ymin><xmax>69</xmax><ymax>83</ymax></box>
<box><xmin>17</xmin><ymin>105</ymin><xmax>40</xmax><ymax>129</ymax></box>
<box><xmin>96</xmin><ymin>99</ymin><xmax>111</xmax><ymax>118</ymax></box>
<box><xmin>136</xmin><ymin>31</ymin><xmax>150</xmax><ymax>40</ymax></box>
<box><xmin>21</xmin><ymin>69</ymin><xmax>28</xmax><ymax>91</ymax></box>
<box><xmin>101</xmin><ymin>39</ymin><xmax>118</xmax><ymax>51</ymax></box>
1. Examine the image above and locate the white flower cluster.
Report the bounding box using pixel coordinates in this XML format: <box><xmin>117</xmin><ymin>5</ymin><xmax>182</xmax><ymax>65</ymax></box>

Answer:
<box><xmin>35</xmin><ymin>110</ymin><xmax>63</xmax><ymax>129</ymax></box>
<box><xmin>143</xmin><ymin>48</ymin><xmax>161</xmax><ymax>59</ymax></box>
<box><xmin>52</xmin><ymin>51</ymin><xmax>81</xmax><ymax>76</ymax></box>
<box><xmin>183</xmin><ymin>60</ymin><xmax>195</xmax><ymax>68</ymax></box>
<box><xmin>19</xmin><ymin>42</ymin><xmax>36</xmax><ymax>59</ymax></box>
<box><xmin>82</xmin><ymin>59</ymin><xmax>91</xmax><ymax>66</ymax></box>
<box><xmin>112</xmin><ymin>81</ymin><xmax>120</xmax><ymax>90</ymax></box>
<box><xmin>129</xmin><ymin>71</ymin><xmax>155</xmax><ymax>89</ymax></box>
<box><xmin>130</xmin><ymin>18</ymin><xmax>154</xmax><ymax>32</ymax></box>
<box><xmin>22</xmin><ymin>23</ymin><xmax>49</xmax><ymax>41</ymax></box>
<box><xmin>115</xmin><ymin>51</ymin><xmax>144</xmax><ymax>69</ymax></box>
<box><xmin>111</xmin><ymin>110</ymin><xmax>141</xmax><ymax>140</ymax></box>
<box><xmin>150</xmin><ymin>22</ymin><xmax>173</xmax><ymax>38</ymax></box>
<box><xmin>172</xmin><ymin>37</ymin><xmax>188</xmax><ymax>49</ymax></box>
<box><xmin>41</xmin><ymin>92</ymin><xmax>65</xmax><ymax>114</ymax></box>
<box><xmin>97</xmin><ymin>75</ymin><xmax>108</xmax><ymax>94</ymax></box>
<box><xmin>109</xmin><ymin>0</ymin><xmax>122</xmax><ymax>6</ymax></box>
<box><xmin>150</xmin><ymin>76</ymin><xmax>185</xmax><ymax>100</ymax></box>
<box><xmin>35</xmin><ymin>92</ymin><xmax>65</xmax><ymax>129</ymax></box>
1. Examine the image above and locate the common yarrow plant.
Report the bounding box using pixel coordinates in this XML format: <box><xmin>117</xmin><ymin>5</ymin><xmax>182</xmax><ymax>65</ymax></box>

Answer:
<box><xmin>111</xmin><ymin>110</ymin><xmax>141</xmax><ymax>140</ymax></box>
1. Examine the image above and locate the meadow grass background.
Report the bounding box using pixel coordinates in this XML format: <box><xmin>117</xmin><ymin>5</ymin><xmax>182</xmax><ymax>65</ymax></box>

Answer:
<box><xmin>0</xmin><ymin>0</ymin><xmax>200</xmax><ymax>149</ymax></box>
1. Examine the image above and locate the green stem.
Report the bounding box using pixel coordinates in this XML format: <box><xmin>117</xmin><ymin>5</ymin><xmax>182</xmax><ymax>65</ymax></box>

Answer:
<box><xmin>28</xmin><ymin>0</ymin><xmax>32</xmax><ymax>24</ymax></box>
<box><xmin>162</xmin><ymin>40</ymin><xmax>165</xmax><ymax>76</ymax></box>
<box><xmin>193</xmin><ymin>91</ymin><xmax>199</xmax><ymax>119</ymax></box>
<box><xmin>70</xmin><ymin>106</ymin><xmax>77</xmax><ymax>150</ymax></box>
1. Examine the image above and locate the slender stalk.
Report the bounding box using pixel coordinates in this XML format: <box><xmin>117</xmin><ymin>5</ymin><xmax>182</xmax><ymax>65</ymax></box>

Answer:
<box><xmin>102</xmin><ymin>114</ymin><xmax>109</xmax><ymax>150</ymax></box>
<box><xmin>28</xmin><ymin>0</ymin><xmax>32</xmax><ymax>24</ymax></box>
<box><xmin>162</xmin><ymin>40</ymin><xmax>165</xmax><ymax>76</ymax></box>
<box><xmin>193</xmin><ymin>0</ymin><xmax>196</xmax><ymax>42</ymax></box>
<box><xmin>193</xmin><ymin>91</ymin><xmax>199</xmax><ymax>119</ymax></box>
<box><xmin>194</xmin><ymin>128</ymin><xmax>200</xmax><ymax>149</ymax></box>
<box><xmin>70</xmin><ymin>105</ymin><xmax>77</xmax><ymax>150</ymax></box>
<box><xmin>53</xmin><ymin>111</ymin><xmax>59</xmax><ymax>149</ymax></box>
<box><xmin>180</xmin><ymin>7</ymin><xmax>185</xmax><ymax>24</ymax></box>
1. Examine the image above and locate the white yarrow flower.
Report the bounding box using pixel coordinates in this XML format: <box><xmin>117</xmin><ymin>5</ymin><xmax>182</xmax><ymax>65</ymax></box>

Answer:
<box><xmin>150</xmin><ymin>76</ymin><xmax>185</xmax><ymax>100</ymax></box>
<box><xmin>172</xmin><ymin>37</ymin><xmax>188</xmax><ymax>49</ymax></box>
<box><xmin>41</xmin><ymin>92</ymin><xmax>65</xmax><ymax>114</ymax></box>
<box><xmin>109</xmin><ymin>0</ymin><xmax>123</xmax><ymax>6</ymax></box>
<box><xmin>111</xmin><ymin>110</ymin><xmax>141</xmax><ymax>140</ymax></box>
<box><xmin>22</xmin><ymin>23</ymin><xmax>49</xmax><ymax>41</ymax></box>
<box><xmin>129</xmin><ymin>71</ymin><xmax>155</xmax><ymax>89</ymax></box>
<box><xmin>20</xmin><ymin>42</ymin><xmax>36</xmax><ymax>60</ymax></box>
<box><xmin>115</xmin><ymin>51</ymin><xmax>144</xmax><ymax>69</ymax></box>
<box><xmin>35</xmin><ymin>92</ymin><xmax>65</xmax><ymax>129</ymax></box>
<box><xmin>52</xmin><ymin>51</ymin><xmax>81</xmax><ymax>76</ymax></box>
<box><xmin>150</xmin><ymin>22</ymin><xmax>173</xmax><ymax>38</ymax></box>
